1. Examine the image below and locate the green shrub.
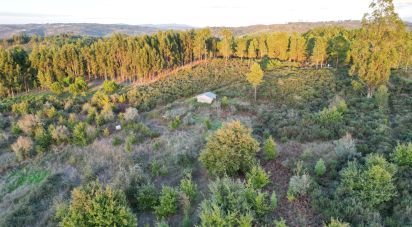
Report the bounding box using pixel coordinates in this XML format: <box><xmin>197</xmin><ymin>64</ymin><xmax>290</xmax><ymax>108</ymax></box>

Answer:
<box><xmin>246</xmin><ymin>165</ymin><xmax>270</xmax><ymax>189</ymax></box>
<box><xmin>271</xmin><ymin>191</ymin><xmax>278</xmax><ymax>210</ymax></box>
<box><xmin>125</xmin><ymin>135</ymin><xmax>137</xmax><ymax>152</ymax></box>
<box><xmin>33</xmin><ymin>127</ymin><xmax>52</xmax><ymax>154</ymax></box>
<box><xmin>334</xmin><ymin>133</ymin><xmax>359</xmax><ymax>160</ymax></box>
<box><xmin>325</xmin><ymin>218</ymin><xmax>350</xmax><ymax>227</ymax></box>
<box><xmin>375</xmin><ymin>85</ymin><xmax>389</xmax><ymax>110</ymax></box>
<box><xmin>72</xmin><ymin>122</ymin><xmax>88</xmax><ymax>146</ymax></box>
<box><xmin>317</xmin><ymin>106</ymin><xmax>343</xmax><ymax>126</ymax></box>
<box><xmin>335</xmin><ymin>154</ymin><xmax>397</xmax><ymax>216</ymax></box>
<box><xmin>61</xmin><ymin>181</ymin><xmax>136</xmax><ymax>227</ymax></box>
<box><xmin>199</xmin><ymin>177</ymin><xmax>274</xmax><ymax>226</ymax></box>
<box><xmin>169</xmin><ymin>116</ymin><xmax>181</xmax><ymax>130</ymax></box>
<box><xmin>154</xmin><ymin>186</ymin><xmax>179</xmax><ymax>218</ymax></box>
<box><xmin>68</xmin><ymin>77</ymin><xmax>88</xmax><ymax>95</ymax></box>
<box><xmin>50</xmin><ymin>125</ymin><xmax>70</xmax><ymax>144</ymax></box>
<box><xmin>263</xmin><ymin>136</ymin><xmax>278</xmax><ymax>160</ymax></box>
<box><xmin>135</xmin><ymin>184</ymin><xmax>159</xmax><ymax>211</ymax></box>
<box><xmin>315</xmin><ymin>158</ymin><xmax>326</xmax><ymax>176</ymax></box>
<box><xmin>102</xmin><ymin>80</ymin><xmax>119</xmax><ymax>94</ymax></box>
<box><xmin>199</xmin><ymin>121</ymin><xmax>259</xmax><ymax>177</ymax></box>
<box><xmin>11</xmin><ymin>101</ymin><xmax>29</xmax><ymax>115</ymax></box>
<box><xmin>50</xmin><ymin>82</ymin><xmax>64</xmax><ymax>95</ymax></box>
<box><xmin>391</xmin><ymin>143</ymin><xmax>412</xmax><ymax>167</ymax></box>
<box><xmin>150</xmin><ymin>160</ymin><xmax>168</xmax><ymax>177</ymax></box>
<box><xmin>274</xmin><ymin>218</ymin><xmax>288</xmax><ymax>227</ymax></box>
<box><xmin>179</xmin><ymin>173</ymin><xmax>198</xmax><ymax>202</ymax></box>
<box><xmin>112</xmin><ymin>137</ymin><xmax>122</xmax><ymax>146</ymax></box>
<box><xmin>221</xmin><ymin>96</ymin><xmax>229</xmax><ymax>107</ymax></box>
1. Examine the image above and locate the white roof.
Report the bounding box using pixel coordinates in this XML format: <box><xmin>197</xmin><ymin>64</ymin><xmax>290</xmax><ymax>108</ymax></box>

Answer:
<box><xmin>197</xmin><ymin>92</ymin><xmax>217</xmax><ymax>99</ymax></box>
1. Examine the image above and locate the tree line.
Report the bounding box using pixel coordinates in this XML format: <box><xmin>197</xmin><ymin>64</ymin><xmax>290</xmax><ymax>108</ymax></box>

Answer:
<box><xmin>0</xmin><ymin>0</ymin><xmax>411</xmax><ymax>98</ymax></box>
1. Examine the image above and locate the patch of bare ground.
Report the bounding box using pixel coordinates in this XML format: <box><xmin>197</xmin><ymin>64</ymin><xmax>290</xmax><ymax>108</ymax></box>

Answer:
<box><xmin>262</xmin><ymin>142</ymin><xmax>323</xmax><ymax>227</ymax></box>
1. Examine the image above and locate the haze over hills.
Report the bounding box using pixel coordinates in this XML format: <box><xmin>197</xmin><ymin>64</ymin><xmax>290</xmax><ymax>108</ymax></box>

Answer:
<box><xmin>0</xmin><ymin>20</ymin><xmax>383</xmax><ymax>39</ymax></box>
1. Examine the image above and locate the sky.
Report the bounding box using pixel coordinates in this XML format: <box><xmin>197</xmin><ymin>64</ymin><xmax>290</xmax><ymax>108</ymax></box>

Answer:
<box><xmin>0</xmin><ymin>0</ymin><xmax>411</xmax><ymax>27</ymax></box>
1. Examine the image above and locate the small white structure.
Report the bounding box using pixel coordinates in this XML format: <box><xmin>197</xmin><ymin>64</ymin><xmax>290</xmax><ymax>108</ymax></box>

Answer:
<box><xmin>115</xmin><ymin>125</ymin><xmax>122</xmax><ymax>131</ymax></box>
<box><xmin>196</xmin><ymin>92</ymin><xmax>217</xmax><ymax>104</ymax></box>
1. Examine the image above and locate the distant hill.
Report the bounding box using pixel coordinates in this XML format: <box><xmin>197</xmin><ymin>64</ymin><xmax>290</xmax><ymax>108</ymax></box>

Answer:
<box><xmin>0</xmin><ymin>23</ymin><xmax>193</xmax><ymax>39</ymax></box>
<box><xmin>0</xmin><ymin>21</ymin><xmax>410</xmax><ymax>39</ymax></box>
<box><xmin>212</xmin><ymin>20</ymin><xmax>363</xmax><ymax>36</ymax></box>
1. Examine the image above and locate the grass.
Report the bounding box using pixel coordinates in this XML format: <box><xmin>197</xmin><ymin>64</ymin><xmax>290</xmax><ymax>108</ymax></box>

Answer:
<box><xmin>4</xmin><ymin>168</ymin><xmax>50</xmax><ymax>193</ymax></box>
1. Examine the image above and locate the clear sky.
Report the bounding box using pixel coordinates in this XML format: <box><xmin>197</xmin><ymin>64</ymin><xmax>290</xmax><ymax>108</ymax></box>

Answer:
<box><xmin>1</xmin><ymin>0</ymin><xmax>411</xmax><ymax>27</ymax></box>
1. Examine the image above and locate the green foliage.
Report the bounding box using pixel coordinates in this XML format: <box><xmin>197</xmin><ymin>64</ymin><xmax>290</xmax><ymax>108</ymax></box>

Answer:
<box><xmin>317</xmin><ymin>106</ymin><xmax>343</xmax><ymax>126</ymax></box>
<box><xmin>375</xmin><ymin>85</ymin><xmax>389</xmax><ymax>109</ymax></box>
<box><xmin>4</xmin><ymin>168</ymin><xmax>49</xmax><ymax>193</ymax></box>
<box><xmin>325</xmin><ymin>218</ymin><xmax>350</xmax><ymax>227</ymax></box>
<box><xmin>199</xmin><ymin>177</ymin><xmax>274</xmax><ymax>226</ymax></box>
<box><xmin>169</xmin><ymin>116</ymin><xmax>181</xmax><ymax>130</ymax></box>
<box><xmin>246</xmin><ymin>165</ymin><xmax>270</xmax><ymax>189</ymax></box>
<box><xmin>179</xmin><ymin>173</ymin><xmax>198</xmax><ymax>202</ymax></box>
<box><xmin>11</xmin><ymin>101</ymin><xmax>30</xmax><ymax>115</ymax></box>
<box><xmin>263</xmin><ymin>136</ymin><xmax>278</xmax><ymax>160</ymax></box>
<box><xmin>50</xmin><ymin>82</ymin><xmax>64</xmax><ymax>95</ymax></box>
<box><xmin>391</xmin><ymin>143</ymin><xmax>412</xmax><ymax>167</ymax></box>
<box><xmin>154</xmin><ymin>186</ymin><xmax>179</xmax><ymax>219</ymax></box>
<box><xmin>221</xmin><ymin>96</ymin><xmax>229</xmax><ymax>108</ymax></box>
<box><xmin>315</xmin><ymin>158</ymin><xmax>326</xmax><ymax>176</ymax></box>
<box><xmin>102</xmin><ymin>80</ymin><xmax>119</xmax><ymax>94</ymax></box>
<box><xmin>274</xmin><ymin>218</ymin><xmax>288</xmax><ymax>227</ymax></box>
<box><xmin>331</xmin><ymin>154</ymin><xmax>398</xmax><ymax>223</ymax></box>
<box><xmin>33</xmin><ymin>126</ymin><xmax>52</xmax><ymax>154</ymax></box>
<box><xmin>68</xmin><ymin>77</ymin><xmax>88</xmax><ymax>96</ymax></box>
<box><xmin>72</xmin><ymin>122</ymin><xmax>88</xmax><ymax>146</ymax></box>
<box><xmin>61</xmin><ymin>181</ymin><xmax>136</xmax><ymax>227</ymax></box>
<box><xmin>287</xmin><ymin>174</ymin><xmax>311</xmax><ymax>200</ymax></box>
<box><xmin>135</xmin><ymin>184</ymin><xmax>159</xmax><ymax>211</ymax></box>
<box><xmin>199</xmin><ymin>121</ymin><xmax>259</xmax><ymax>177</ymax></box>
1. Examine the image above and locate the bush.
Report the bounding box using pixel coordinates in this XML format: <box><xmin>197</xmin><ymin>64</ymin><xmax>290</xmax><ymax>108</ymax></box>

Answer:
<box><xmin>317</xmin><ymin>106</ymin><xmax>343</xmax><ymax>126</ymax></box>
<box><xmin>315</xmin><ymin>158</ymin><xmax>326</xmax><ymax>176</ymax></box>
<box><xmin>221</xmin><ymin>96</ymin><xmax>229</xmax><ymax>107</ymax></box>
<box><xmin>72</xmin><ymin>122</ymin><xmax>88</xmax><ymax>146</ymax></box>
<box><xmin>325</xmin><ymin>218</ymin><xmax>350</xmax><ymax>227</ymax></box>
<box><xmin>199</xmin><ymin>121</ymin><xmax>259</xmax><ymax>177</ymax></box>
<box><xmin>102</xmin><ymin>80</ymin><xmax>119</xmax><ymax>94</ymax></box>
<box><xmin>274</xmin><ymin>218</ymin><xmax>287</xmax><ymax>227</ymax></box>
<box><xmin>11</xmin><ymin>101</ymin><xmax>29</xmax><ymax>115</ymax></box>
<box><xmin>179</xmin><ymin>173</ymin><xmax>198</xmax><ymax>202</ymax></box>
<box><xmin>50</xmin><ymin>82</ymin><xmax>64</xmax><ymax>95</ymax></box>
<box><xmin>124</xmin><ymin>107</ymin><xmax>139</xmax><ymax>122</ymax></box>
<box><xmin>68</xmin><ymin>77</ymin><xmax>88</xmax><ymax>95</ymax></box>
<box><xmin>375</xmin><ymin>85</ymin><xmax>389</xmax><ymax>110</ymax></box>
<box><xmin>11</xmin><ymin>136</ymin><xmax>33</xmax><ymax>161</ymax></box>
<box><xmin>135</xmin><ymin>184</ymin><xmax>159</xmax><ymax>211</ymax></box>
<box><xmin>287</xmin><ymin>174</ymin><xmax>311</xmax><ymax>200</ymax></box>
<box><xmin>199</xmin><ymin>177</ymin><xmax>274</xmax><ymax>226</ymax></box>
<box><xmin>33</xmin><ymin>127</ymin><xmax>52</xmax><ymax>154</ymax></box>
<box><xmin>246</xmin><ymin>165</ymin><xmax>270</xmax><ymax>189</ymax></box>
<box><xmin>263</xmin><ymin>136</ymin><xmax>278</xmax><ymax>160</ymax></box>
<box><xmin>50</xmin><ymin>125</ymin><xmax>70</xmax><ymax>144</ymax></box>
<box><xmin>154</xmin><ymin>186</ymin><xmax>179</xmax><ymax>218</ymax></box>
<box><xmin>17</xmin><ymin>114</ymin><xmax>40</xmax><ymax>135</ymax></box>
<box><xmin>61</xmin><ymin>181</ymin><xmax>136</xmax><ymax>227</ymax></box>
<box><xmin>169</xmin><ymin>116</ymin><xmax>181</xmax><ymax>130</ymax></box>
<box><xmin>334</xmin><ymin>133</ymin><xmax>359</xmax><ymax>161</ymax></box>
<box><xmin>335</xmin><ymin>154</ymin><xmax>397</xmax><ymax>213</ymax></box>
<box><xmin>391</xmin><ymin>143</ymin><xmax>412</xmax><ymax>167</ymax></box>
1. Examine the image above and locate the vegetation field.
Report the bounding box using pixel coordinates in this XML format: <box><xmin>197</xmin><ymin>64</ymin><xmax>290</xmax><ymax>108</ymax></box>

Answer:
<box><xmin>0</xmin><ymin>0</ymin><xmax>411</xmax><ymax>226</ymax></box>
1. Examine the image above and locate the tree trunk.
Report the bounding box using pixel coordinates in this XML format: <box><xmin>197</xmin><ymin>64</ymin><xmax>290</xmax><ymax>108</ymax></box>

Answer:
<box><xmin>254</xmin><ymin>86</ymin><xmax>257</xmax><ymax>102</ymax></box>
<box><xmin>367</xmin><ymin>86</ymin><xmax>374</xmax><ymax>98</ymax></box>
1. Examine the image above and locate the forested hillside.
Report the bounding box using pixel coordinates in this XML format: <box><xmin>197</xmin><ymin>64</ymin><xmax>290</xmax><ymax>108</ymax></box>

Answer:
<box><xmin>0</xmin><ymin>0</ymin><xmax>411</xmax><ymax>226</ymax></box>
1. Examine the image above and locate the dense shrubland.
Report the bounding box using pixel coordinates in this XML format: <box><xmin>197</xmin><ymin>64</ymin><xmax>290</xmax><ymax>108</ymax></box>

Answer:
<box><xmin>0</xmin><ymin>0</ymin><xmax>411</xmax><ymax>226</ymax></box>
